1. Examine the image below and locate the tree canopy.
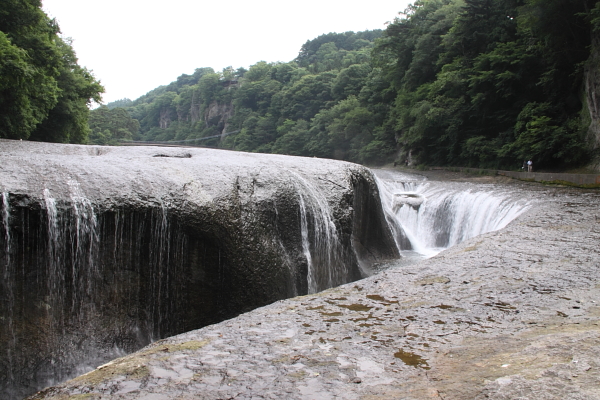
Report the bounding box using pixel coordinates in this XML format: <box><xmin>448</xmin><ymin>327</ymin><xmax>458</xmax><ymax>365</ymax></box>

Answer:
<box><xmin>0</xmin><ymin>0</ymin><xmax>103</xmax><ymax>143</ymax></box>
<box><xmin>90</xmin><ymin>0</ymin><xmax>599</xmax><ymax>170</ymax></box>
<box><xmin>372</xmin><ymin>0</ymin><xmax>597</xmax><ymax>169</ymax></box>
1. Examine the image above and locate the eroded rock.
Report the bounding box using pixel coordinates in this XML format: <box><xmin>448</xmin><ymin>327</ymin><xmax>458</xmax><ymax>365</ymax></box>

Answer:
<box><xmin>0</xmin><ymin>140</ymin><xmax>397</xmax><ymax>399</ymax></box>
<box><xmin>27</xmin><ymin>181</ymin><xmax>600</xmax><ymax>399</ymax></box>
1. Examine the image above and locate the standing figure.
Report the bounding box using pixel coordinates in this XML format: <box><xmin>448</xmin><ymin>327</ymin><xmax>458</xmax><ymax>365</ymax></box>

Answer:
<box><xmin>527</xmin><ymin>159</ymin><xmax>533</xmax><ymax>172</ymax></box>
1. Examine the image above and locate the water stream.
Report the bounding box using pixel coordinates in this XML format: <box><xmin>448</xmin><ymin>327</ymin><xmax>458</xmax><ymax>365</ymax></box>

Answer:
<box><xmin>289</xmin><ymin>171</ymin><xmax>345</xmax><ymax>294</ymax></box>
<box><xmin>1</xmin><ymin>192</ymin><xmax>14</xmax><ymax>385</ymax></box>
<box><xmin>374</xmin><ymin>169</ymin><xmax>531</xmax><ymax>268</ymax></box>
<box><xmin>0</xmin><ymin>168</ymin><xmax>533</xmax><ymax>399</ymax></box>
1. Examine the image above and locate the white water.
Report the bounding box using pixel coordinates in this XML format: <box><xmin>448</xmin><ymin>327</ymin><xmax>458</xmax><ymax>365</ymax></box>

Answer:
<box><xmin>375</xmin><ymin>169</ymin><xmax>530</xmax><ymax>260</ymax></box>
<box><xmin>2</xmin><ymin>193</ymin><xmax>10</xmax><ymax>259</ymax></box>
<box><xmin>1</xmin><ymin>193</ymin><xmax>14</xmax><ymax>383</ymax></box>
<box><xmin>68</xmin><ymin>180</ymin><xmax>99</xmax><ymax>285</ymax></box>
<box><xmin>288</xmin><ymin>171</ymin><xmax>344</xmax><ymax>294</ymax></box>
<box><xmin>297</xmin><ymin>192</ymin><xmax>315</xmax><ymax>291</ymax></box>
<box><xmin>43</xmin><ymin>188</ymin><xmax>64</xmax><ymax>300</ymax></box>
<box><xmin>149</xmin><ymin>200</ymin><xmax>172</xmax><ymax>342</ymax></box>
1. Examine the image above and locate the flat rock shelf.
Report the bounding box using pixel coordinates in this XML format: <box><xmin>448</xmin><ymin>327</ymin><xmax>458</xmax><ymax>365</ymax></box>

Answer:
<box><xmin>30</xmin><ymin>183</ymin><xmax>600</xmax><ymax>399</ymax></box>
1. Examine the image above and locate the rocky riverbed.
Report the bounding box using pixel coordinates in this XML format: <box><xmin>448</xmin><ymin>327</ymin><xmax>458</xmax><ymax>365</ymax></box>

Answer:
<box><xmin>29</xmin><ymin>174</ymin><xmax>600</xmax><ymax>400</ymax></box>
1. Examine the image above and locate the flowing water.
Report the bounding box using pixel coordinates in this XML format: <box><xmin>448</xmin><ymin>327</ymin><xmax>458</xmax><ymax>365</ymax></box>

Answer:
<box><xmin>1</xmin><ymin>193</ymin><xmax>14</xmax><ymax>385</ymax></box>
<box><xmin>0</xmin><ymin>168</ymin><xmax>533</xmax><ymax>399</ymax></box>
<box><xmin>374</xmin><ymin>169</ymin><xmax>531</xmax><ymax>268</ymax></box>
<box><xmin>0</xmin><ymin>173</ymin><xmax>359</xmax><ymax>398</ymax></box>
<box><xmin>288</xmin><ymin>171</ymin><xmax>345</xmax><ymax>294</ymax></box>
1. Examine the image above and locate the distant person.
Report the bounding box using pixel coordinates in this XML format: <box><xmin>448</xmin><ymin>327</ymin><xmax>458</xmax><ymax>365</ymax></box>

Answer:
<box><xmin>527</xmin><ymin>159</ymin><xmax>533</xmax><ymax>172</ymax></box>
<box><xmin>522</xmin><ymin>160</ymin><xmax>527</xmax><ymax>171</ymax></box>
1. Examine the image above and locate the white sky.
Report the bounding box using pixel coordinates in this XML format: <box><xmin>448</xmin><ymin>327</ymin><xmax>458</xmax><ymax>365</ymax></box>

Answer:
<box><xmin>42</xmin><ymin>0</ymin><xmax>411</xmax><ymax>105</ymax></box>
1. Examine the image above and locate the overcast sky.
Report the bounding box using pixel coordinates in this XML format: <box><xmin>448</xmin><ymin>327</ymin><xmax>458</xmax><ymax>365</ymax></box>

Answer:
<box><xmin>42</xmin><ymin>0</ymin><xmax>411</xmax><ymax>105</ymax></box>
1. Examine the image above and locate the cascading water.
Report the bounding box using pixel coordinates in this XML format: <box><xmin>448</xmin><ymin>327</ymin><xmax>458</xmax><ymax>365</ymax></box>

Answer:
<box><xmin>0</xmin><ymin>187</ymin><xmax>192</xmax><ymax>399</ymax></box>
<box><xmin>0</xmin><ymin>172</ymin><xmax>371</xmax><ymax>399</ymax></box>
<box><xmin>297</xmin><ymin>193</ymin><xmax>315</xmax><ymax>290</ymax></box>
<box><xmin>2</xmin><ymin>193</ymin><xmax>10</xmax><ymax>260</ymax></box>
<box><xmin>375</xmin><ymin>169</ymin><xmax>531</xmax><ymax>261</ymax></box>
<box><xmin>1</xmin><ymin>141</ymin><xmax>399</xmax><ymax>399</ymax></box>
<box><xmin>67</xmin><ymin>180</ymin><xmax>100</xmax><ymax>312</ymax></box>
<box><xmin>1</xmin><ymin>193</ymin><xmax>14</xmax><ymax>386</ymax></box>
<box><xmin>288</xmin><ymin>171</ymin><xmax>345</xmax><ymax>294</ymax></box>
<box><xmin>1</xmin><ymin>163</ymin><xmax>532</xmax><ymax>399</ymax></box>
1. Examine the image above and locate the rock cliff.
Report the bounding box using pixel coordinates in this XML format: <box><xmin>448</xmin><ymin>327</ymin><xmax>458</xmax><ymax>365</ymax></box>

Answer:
<box><xmin>0</xmin><ymin>140</ymin><xmax>398</xmax><ymax>399</ymax></box>
<box><xmin>28</xmin><ymin>176</ymin><xmax>600</xmax><ymax>400</ymax></box>
<box><xmin>586</xmin><ymin>37</ymin><xmax>600</xmax><ymax>170</ymax></box>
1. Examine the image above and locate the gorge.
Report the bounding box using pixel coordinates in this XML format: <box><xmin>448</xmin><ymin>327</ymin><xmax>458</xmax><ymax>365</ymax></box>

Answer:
<box><xmin>1</xmin><ymin>141</ymin><xmax>598</xmax><ymax>399</ymax></box>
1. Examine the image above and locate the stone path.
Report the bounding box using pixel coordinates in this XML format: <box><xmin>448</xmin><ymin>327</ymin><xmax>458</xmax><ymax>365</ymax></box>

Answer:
<box><xmin>30</xmin><ymin>184</ymin><xmax>600</xmax><ymax>400</ymax></box>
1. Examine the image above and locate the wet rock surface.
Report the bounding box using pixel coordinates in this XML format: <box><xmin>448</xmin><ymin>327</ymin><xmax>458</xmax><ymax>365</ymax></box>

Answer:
<box><xmin>0</xmin><ymin>140</ymin><xmax>397</xmax><ymax>399</ymax></box>
<box><xmin>30</xmin><ymin>179</ymin><xmax>600</xmax><ymax>399</ymax></box>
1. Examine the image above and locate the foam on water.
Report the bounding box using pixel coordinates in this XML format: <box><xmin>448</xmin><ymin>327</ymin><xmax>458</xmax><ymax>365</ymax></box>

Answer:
<box><xmin>288</xmin><ymin>171</ymin><xmax>345</xmax><ymax>294</ymax></box>
<box><xmin>375</xmin><ymin>169</ymin><xmax>530</xmax><ymax>259</ymax></box>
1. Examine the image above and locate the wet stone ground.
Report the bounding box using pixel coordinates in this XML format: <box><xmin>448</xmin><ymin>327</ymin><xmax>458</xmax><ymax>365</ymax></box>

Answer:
<box><xmin>31</xmin><ymin>180</ymin><xmax>600</xmax><ymax>400</ymax></box>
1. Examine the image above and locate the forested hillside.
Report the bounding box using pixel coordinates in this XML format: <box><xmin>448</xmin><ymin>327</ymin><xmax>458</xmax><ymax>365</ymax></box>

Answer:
<box><xmin>0</xmin><ymin>0</ymin><xmax>103</xmax><ymax>143</ymax></box>
<box><xmin>94</xmin><ymin>30</ymin><xmax>389</xmax><ymax>163</ymax></box>
<box><xmin>375</xmin><ymin>0</ymin><xmax>600</xmax><ymax>169</ymax></box>
<box><xmin>95</xmin><ymin>0</ymin><xmax>599</xmax><ymax>169</ymax></box>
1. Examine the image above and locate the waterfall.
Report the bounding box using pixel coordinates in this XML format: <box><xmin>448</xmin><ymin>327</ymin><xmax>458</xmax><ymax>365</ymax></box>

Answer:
<box><xmin>375</xmin><ymin>169</ymin><xmax>530</xmax><ymax>258</ymax></box>
<box><xmin>2</xmin><ymin>142</ymin><xmax>399</xmax><ymax>399</ymax></box>
<box><xmin>289</xmin><ymin>171</ymin><xmax>344</xmax><ymax>294</ymax></box>
<box><xmin>297</xmin><ymin>193</ymin><xmax>315</xmax><ymax>291</ymax></box>
<box><xmin>43</xmin><ymin>184</ymin><xmax>100</xmax><ymax>323</ymax></box>
<box><xmin>2</xmin><ymin>192</ymin><xmax>10</xmax><ymax>262</ymax></box>
<box><xmin>67</xmin><ymin>180</ymin><xmax>100</xmax><ymax>313</ymax></box>
<box><xmin>1</xmin><ymin>193</ymin><xmax>14</xmax><ymax>384</ymax></box>
<box><xmin>148</xmin><ymin>200</ymin><xmax>173</xmax><ymax>341</ymax></box>
<box><xmin>43</xmin><ymin>188</ymin><xmax>67</xmax><ymax>325</ymax></box>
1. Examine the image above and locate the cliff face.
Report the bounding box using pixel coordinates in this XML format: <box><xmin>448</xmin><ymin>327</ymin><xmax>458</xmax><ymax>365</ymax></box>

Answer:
<box><xmin>204</xmin><ymin>101</ymin><xmax>234</xmax><ymax>136</ymax></box>
<box><xmin>585</xmin><ymin>36</ymin><xmax>600</xmax><ymax>169</ymax></box>
<box><xmin>0</xmin><ymin>140</ymin><xmax>398</xmax><ymax>399</ymax></box>
<box><xmin>26</xmin><ymin>175</ymin><xmax>600</xmax><ymax>400</ymax></box>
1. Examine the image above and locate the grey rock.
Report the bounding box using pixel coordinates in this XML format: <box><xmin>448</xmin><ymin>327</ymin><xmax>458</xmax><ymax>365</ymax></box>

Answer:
<box><xmin>0</xmin><ymin>140</ymin><xmax>397</xmax><ymax>399</ymax></box>
<box><xmin>27</xmin><ymin>173</ymin><xmax>600</xmax><ymax>399</ymax></box>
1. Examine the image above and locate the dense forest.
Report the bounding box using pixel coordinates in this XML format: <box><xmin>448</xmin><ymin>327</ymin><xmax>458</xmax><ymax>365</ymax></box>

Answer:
<box><xmin>0</xmin><ymin>0</ymin><xmax>103</xmax><ymax>143</ymax></box>
<box><xmin>3</xmin><ymin>0</ymin><xmax>600</xmax><ymax>170</ymax></box>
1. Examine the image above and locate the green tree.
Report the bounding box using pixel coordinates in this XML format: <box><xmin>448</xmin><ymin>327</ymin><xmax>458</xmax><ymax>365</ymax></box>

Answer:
<box><xmin>332</xmin><ymin>63</ymin><xmax>371</xmax><ymax>100</ymax></box>
<box><xmin>275</xmin><ymin>72</ymin><xmax>336</xmax><ymax>120</ymax></box>
<box><xmin>500</xmin><ymin>102</ymin><xmax>588</xmax><ymax>166</ymax></box>
<box><xmin>0</xmin><ymin>1</ymin><xmax>61</xmax><ymax>140</ymax></box>
<box><xmin>88</xmin><ymin>106</ymin><xmax>140</xmax><ymax>145</ymax></box>
<box><xmin>272</xmin><ymin>119</ymin><xmax>311</xmax><ymax>156</ymax></box>
<box><xmin>106</xmin><ymin>98</ymin><xmax>133</xmax><ymax>109</ymax></box>
<box><xmin>372</xmin><ymin>0</ymin><xmax>595</xmax><ymax>169</ymax></box>
<box><xmin>29</xmin><ymin>37</ymin><xmax>103</xmax><ymax>143</ymax></box>
<box><xmin>0</xmin><ymin>0</ymin><xmax>103</xmax><ymax>142</ymax></box>
<box><xmin>233</xmin><ymin>113</ymin><xmax>277</xmax><ymax>153</ymax></box>
<box><xmin>0</xmin><ymin>30</ymin><xmax>57</xmax><ymax>139</ymax></box>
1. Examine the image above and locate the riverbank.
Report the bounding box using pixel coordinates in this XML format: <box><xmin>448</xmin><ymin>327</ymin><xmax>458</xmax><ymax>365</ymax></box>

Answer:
<box><xmin>405</xmin><ymin>165</ymin><xmax>600</xmax><ymax>188</ymax></box>
<box><xmin>30</xmin><ymin>178</ymin><xmax>600</xmax><ymax>399</ymax></box>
